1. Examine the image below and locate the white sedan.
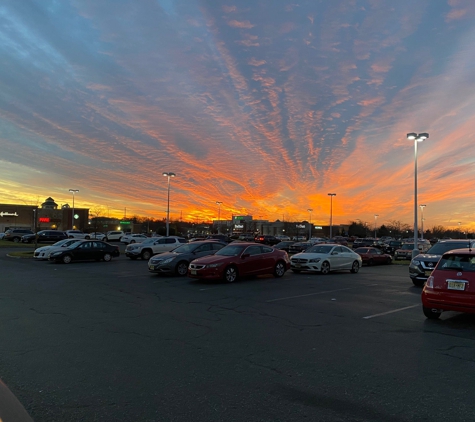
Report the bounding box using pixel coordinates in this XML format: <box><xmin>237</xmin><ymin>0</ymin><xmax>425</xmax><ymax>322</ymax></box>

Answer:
<box><xmin>290</xmin><ymin>244</ymin><xmax>362</xmax><ymax>274</ymax></box>
<box><xmin>33</xmin><ymin>239</ymin><xmax>84</xmax><ymax>260</ymax></box>
<box><xmin>121</xmin><ymin>233</ymin><xmax>148</xmax><ymax>244</ymax></box>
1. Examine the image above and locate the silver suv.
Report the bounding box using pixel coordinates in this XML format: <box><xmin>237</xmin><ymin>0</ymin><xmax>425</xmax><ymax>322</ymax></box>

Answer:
<box><xmin>125</xmin><ymin>236</ymin><xmax>187</xmax><ymax>260</ymax></box>
<box><xmin>103</xmin><ymin>231</ymin><xmax>125</xmax><ymax>242</ymax></box>
<box><xmin>409</xmin><ymin>239</ymin><xmax>475</xmax><ymax>286</ymax></box>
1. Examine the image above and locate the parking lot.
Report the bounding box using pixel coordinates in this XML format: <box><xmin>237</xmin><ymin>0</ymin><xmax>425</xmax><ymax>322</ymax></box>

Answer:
<box><xmin>2</xmin><ymin>249</ymin><xmax>475</xmax><ymax>421</ymax></box>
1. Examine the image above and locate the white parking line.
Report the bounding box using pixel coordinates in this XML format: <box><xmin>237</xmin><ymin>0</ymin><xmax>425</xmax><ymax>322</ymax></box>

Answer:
<box><xmin>266</xmin><ymin>287</ymin><xmax>353</xmax><ymax>303</ymax></box>
<box><xmin>362</xmin><ymin>304</ymin><xmax>419</xmax><ymax>319</ymax></box>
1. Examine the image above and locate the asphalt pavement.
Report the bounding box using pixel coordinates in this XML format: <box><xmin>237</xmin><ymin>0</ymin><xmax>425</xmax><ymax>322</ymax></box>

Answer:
<box><xmin>1</xmin><ymin>248</ymin><xmax>475</xmax><ymax>421</ymax></box>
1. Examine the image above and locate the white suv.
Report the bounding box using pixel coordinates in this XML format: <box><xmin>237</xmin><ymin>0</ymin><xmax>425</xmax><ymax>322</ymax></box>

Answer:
<box><xmin>65</xmin><ymin>230</ymin><xmax>90</xmax><ymax>239</ymax></box>
<box><xmin>104</xmin><ymin>231</ymin><xmax>125</xmax><ymax>242</ymax></box>
<box><xmin>125</xmin><ymin>236</ymin><xmax>187</xmax><ymax>260</ymax></box>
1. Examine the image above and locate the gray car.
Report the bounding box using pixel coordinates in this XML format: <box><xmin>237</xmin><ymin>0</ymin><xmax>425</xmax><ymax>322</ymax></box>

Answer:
<box><xmin>409</xmin><ymin>239</ymin><xmax>475</xmax><ymax>286</ymax></box>
<box><xmin>148</xmin><ymin>241</ymin><xmax>226</xmax><ymax>276</ymax></box>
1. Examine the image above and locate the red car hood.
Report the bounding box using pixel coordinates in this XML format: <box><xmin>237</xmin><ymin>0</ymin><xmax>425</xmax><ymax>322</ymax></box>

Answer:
<box><xmin>192</xmin><ymin>254</ymin><xmax>233</xmax><ymax>265</ymax></box>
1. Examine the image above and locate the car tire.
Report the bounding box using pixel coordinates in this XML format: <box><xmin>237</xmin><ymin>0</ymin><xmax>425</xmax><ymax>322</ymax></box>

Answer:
<box><xmin>141</xmin><ymin>250</ymin><xmax>152</xmax><ymax>260</ymax></box>
<box><xmin>13</xmin><ymin>237</ymin><xmax>20</xmax><ymax>243</ymax></box>
<box><xmin>62</xmin><ymin>255</ymin><xmax>72</xmax><ymax>264</ymax></box>
<box><xmin>103</xmin><ymin>237</ymin><xmax>108</xmax><ymax>242</ymax></box>
<box><xmin>423</xmin><ymin>306</ymin><xmax>441</xmax><ymax>319</ymax></box>
<box><xmin>274</xmin><ymin>261</ymin><xmax>286</xmax><ymax>277</ymax></box>
<box><xmin>350</xmin><ymin>261</ymin><xmax>360</xmax><ymax>273</ymax></box>
<box><xmin>412</xmin><ymin>279</ymin><xmax>425</xmax><ymax>287</ymax></box>
<box><xmin>176</xmin><ymin>261</ymin><xmax>188</xmax><ymax>276</ymax></box>
<box><xmin>224</xmin><ymin>265</ymin><xmax>238</xmax><ymax>283</ymax></box>
<box><xmin>320</xmin><ymin>261</ymin><xmax>331</xmax><ymax>275</ymax></box>
<box><xmin>103</xmin><ymin>253</ymin><xmax>112</xmax><ymax>262</ymax></box>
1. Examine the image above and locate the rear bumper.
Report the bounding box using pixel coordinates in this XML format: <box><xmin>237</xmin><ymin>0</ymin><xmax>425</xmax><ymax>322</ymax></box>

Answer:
<box><xmin>422</xmin><ymin>290</ymin><xmax>475</xmax><ymax>314</ymax></box>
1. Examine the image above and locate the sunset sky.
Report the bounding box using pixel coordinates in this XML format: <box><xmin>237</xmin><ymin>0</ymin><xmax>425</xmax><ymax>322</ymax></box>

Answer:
<box><xmin>1</xmin><ymin>0</ymin><xmax>475</xmax><ymax>232</ymax></box>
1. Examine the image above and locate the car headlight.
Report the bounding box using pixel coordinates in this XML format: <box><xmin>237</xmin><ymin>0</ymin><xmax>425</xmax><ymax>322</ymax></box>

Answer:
<box><xmin>207</xmin><ymin>263</ymin><xmax>223</xmax><ymax>268</ymax></box>
<box><xmin>162</xmin><ymin>257</ymin><xmax>174</xmax><ymax>264</ymax></box>
<box><xmin>309</xmin><ymin>258</ymin><xmax>321</xmax><ymax>263</ymax></box>
<box><xmin>411</xmin><ymin>260</ymin><xmax>420</xmax><ymax>266</ymax></box>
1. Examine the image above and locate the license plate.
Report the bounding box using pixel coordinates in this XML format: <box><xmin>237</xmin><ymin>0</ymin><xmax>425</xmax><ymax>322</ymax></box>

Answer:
<box><xmin>149</xmin><ymin>265</ymin><xmax>154</xmax><ymax>270</ymax></box>
<box><xmin>447</xmin><ymin>281</ymin><xmax>466</xmax><ymax>291</ymax></box>
<box><xmin>424</xmin><ymin>270</ymin><xmax>433</xmax><ymax>277</ymax></box>
<box><xmin>191</xmin><ymin>270</ymin><xmax>197</xmax><ymax>275</ymax></box>
<box><xmin>293</xmin><ymin>264</ymin><xmax>301</xmax><ymax>268</ymax></box>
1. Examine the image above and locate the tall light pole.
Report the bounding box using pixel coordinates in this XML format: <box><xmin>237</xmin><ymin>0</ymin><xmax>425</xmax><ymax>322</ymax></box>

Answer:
<box><xmin>327</xmin><ymin>193</ymin><xmax>336</xmax><ymax>238</ymax></box>
<box><xmin>162</xmin><ymin>172</ymin><xmax>176</xmax><ymax>237</ymax></box>
<box><xmin>308</xmin><ymin>208</ymin><xmax>313</xmax><ymax>240</ymax></box>
<box><xmin>374</xmin><ymin>214</ymin><xmax>379</xmax><ymax>238</ymax></box>
<box><xmin>420</xmin><ymin>205</ymin><xmax>426</xmax><ymax>239</ymax></box>
<box><xmin>216</xmin><ymin>201</ymin><xmax>222</xmax><ymax>234</ymax></box>
<box><xmin>458</xmin><ymin>222</ymin><xmax>461</xmax><ymax>237</ymax></box>
<box><xmin>407</xmin><ymin>132</ymin><xmax>428</xmax><ymax>258</ymax></box>
<box><xmin>68</xmin><ymin>189</ymin><xmax>79</xmax><ymax>230</ymax></box>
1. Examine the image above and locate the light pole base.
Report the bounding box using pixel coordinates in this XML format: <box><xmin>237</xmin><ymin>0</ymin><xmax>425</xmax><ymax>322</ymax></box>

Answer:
<box><xmin>411</xmin><ymin>249</ymin><xmax>420</xmax><ymax>260</ymax></box>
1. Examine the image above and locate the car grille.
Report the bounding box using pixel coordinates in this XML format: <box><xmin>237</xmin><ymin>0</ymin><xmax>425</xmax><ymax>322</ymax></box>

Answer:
<box><xmin>189</xmin><ymin>263</ymin><xmax>206</xmax><ymax>270</ymax></box>
<box><xmin>291</xmin><ymin>258</ymin><xmax>308</xmax><ymax>264</ymax></box>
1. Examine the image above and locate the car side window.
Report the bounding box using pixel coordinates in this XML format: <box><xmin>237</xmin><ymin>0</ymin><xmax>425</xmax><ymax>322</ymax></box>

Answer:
<box><xmin>212</xmin><ymin>243</ymin><xmax>224</xmax><ymax>251</ymax></box>
<box><xmin>79</xmin><ymin>242</ymin><xmax>91</xmax><ymax>249</ymax></box>
<box><xmin>165</xmin><ymin>238</ymin><xmax>176</xmax><ymax>244</ymax></box>
<box><xmin>195</xmin><ymin>244</ymin><xmax>210</xmax><ymax>252</ymax></box>
<box><xmin>245</xmin><ymin>246</ymin><xmax>262</xmax><ymax>256</ymax></box>
<box><xmin>157</xmin><ymin>239</ymin><xmax>166</xmax><ymax>244</ymax></box>
<box><xmin>262</xmin><ymin>246</ymin><xmax>273</xmax><ymax>253</ymax></box>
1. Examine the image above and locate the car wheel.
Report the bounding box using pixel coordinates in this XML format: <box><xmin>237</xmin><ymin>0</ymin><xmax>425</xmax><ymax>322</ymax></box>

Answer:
<box><xmin>412</xmin><ymin>279</ymin><xmax>425</xmax><ymax>287</ymax></box>
<box><xmin>103</xmin><ymin>253</ymin><xmax>112</xmax><ymax>262</ymax></box>
<box><xmin>423</xmin><ymin>306</ymin><xmax>441</xmax><ymax>319</ymax></box>
<box><xmin>368</xmin><ymin>259</ymin><xmax>374</xmax><ymax>266</ymax></box>
<box><xmin>274</xmin><ymin>261</ymin><xmax>286</xmax><ymax>278</ymax></box>
<box><xmin>176</xmin><ymin>261</ymin><xmax>189</xmax><ymax>276</ymax></box>
<box><xmin>13</xmin><ymin>237</ymin><xmax>20</xmax><ymax>243</ymax></box>
<box><xmin>62</xmin><ymin>255</ymin><xmax>72</xmax><ymax>264</ymax></box>
<box><xmin>320</xmin><ymin>261</ymin><xmax>331</xmax><ymax>275</ymax></box>
<box><xmin>350</xmin><ymin>261</ymin><xmax>360</xmax><ymax>273</ymax></box>
<box><xmin>224</xmin><ymin>265</ymin><xmax>238</xmax><ymax>283</ymax></box>
<box><xmin>141</xmin><ymin>250</ymin><xmax>152</xmax><ymax>260</ymax></box>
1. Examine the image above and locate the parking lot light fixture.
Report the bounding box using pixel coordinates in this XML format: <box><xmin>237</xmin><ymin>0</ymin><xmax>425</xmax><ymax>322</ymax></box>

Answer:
<box><xmin>420</xmin><ymin>205</ymin><xmax>426</xmax><ymax>239</ymax></box>
<box><xmin>407</xmin><ymin>132</ymin><xmax>428</xmax><ymax>259</ymax></box>
<box><xmin>374</xmin><ymin>214</ymin><xmax>379</xmax><ymax>238</ymax></box>
<box><xmin>216</xmin><ymin>201</ymin><xmax>222</xmax><ymax>234</ymax></box>
<box><xmin>327</xmin><ymin>193</ymin><xmax>336</xmax><ymax>238</ymax></box>
<box><xmin>68</xmin><ymin>189</ymin><xmax>79</xmax><ymax>230</ymax></box>
<box><xmin>307</xmin><ymin>208</ymin><xmax>313</xmax><ymax>240</ymax></box>
<box><xmin>162</xmin><ymin>172</ymin><xmax>176</xmax><ymax>237</ymax></box>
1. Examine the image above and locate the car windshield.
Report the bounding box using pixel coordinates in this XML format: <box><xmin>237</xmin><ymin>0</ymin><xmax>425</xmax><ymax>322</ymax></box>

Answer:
<box><xmin>426</xmin><ymin>242</ymin><xmax>472</xmax><ymax>255</ymax></box>
<box><xmin>53</xmin><ymin>239</ymin><xmax>72</xmax><ymax>246</ymax></box>
<box><xmin>215</xmin><ymin>245</ymin><xmax>246</xmax><ymax>256</ymax></box>
<box><xmin>438</xmin><ymin>254</ymin><xmax>475</xmax><ymax>271</ymax></box>
<box><xmin>172</xmin><ymin>243</ymin><xmax>198</xmax><ymax>253</ymax></box>
<box><xmin>307</xmin><ymin>245</ymin><xmax>333</xmax><ymax>254</ymax></box>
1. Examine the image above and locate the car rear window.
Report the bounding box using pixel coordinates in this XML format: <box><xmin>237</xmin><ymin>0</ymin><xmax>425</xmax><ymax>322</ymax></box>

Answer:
<box><xmin>438</xmin><ymin>254</ymin><xmax>475</xmax><ymax>272</ymax></box>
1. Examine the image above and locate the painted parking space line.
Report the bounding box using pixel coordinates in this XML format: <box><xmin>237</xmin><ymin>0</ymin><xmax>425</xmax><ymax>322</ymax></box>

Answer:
<box><xmin>266</xmin><ymin>287</ymin><xmax>353</xmax><ymax>303</ymax></box>
<box><xmin>362</xmin><ymin>304</ymin><xmax>419</xmax><ymax>319</ymax></box>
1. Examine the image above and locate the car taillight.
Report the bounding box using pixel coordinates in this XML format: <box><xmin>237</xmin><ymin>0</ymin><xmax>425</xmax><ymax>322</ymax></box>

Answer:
<box><xmin>426</xmin><ymin>276</ymin><xmax>434</xmax><ymax>288</ymax></box>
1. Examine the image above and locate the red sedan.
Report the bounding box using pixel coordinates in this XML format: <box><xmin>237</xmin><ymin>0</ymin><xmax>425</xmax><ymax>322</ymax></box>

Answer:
<box><xmin>188</xmin><ymin>242</ymin><xmax>290</xmax><ymax>283</ymax></box>
<box><xmin>422</xmin><ymin>248</ymin><xmax>475</xmax><ymax>319</ymax></box>
<box><xmin>354</xmin><ymin>247</ymin><xmax>392</xmax><ymax>265</ymax></box>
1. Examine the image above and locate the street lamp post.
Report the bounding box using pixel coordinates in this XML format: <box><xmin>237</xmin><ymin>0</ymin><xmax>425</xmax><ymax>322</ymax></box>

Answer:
<box><xmin>327</xmin><ymin>193</ymin><xmax>336</xmax><ymax>238</ymax></box>
<box><xmin>307</xmin><ymin>208</ymin><xmax>313</xmax><ymax>240</ymax></box>
<box><xmin>374</xmin><ymin>214</ymin><xmax>379</xmax><ymax>238</ymax></box>
<box><xmin>420</xmin><ymin>205</ymin><xmax>426</xmax><ymax>239</ymax></box>
<box><xmin>216</xmin><ymin>201</ymin><xmax>222</xmax><ymax>234</ymax></box>
<box><xmin>407</xmin><ymin>132</ymin><xmax>429</xmax><ymax>258</ymax></box>
<box><xmin>68</xmin><ymin>189</ymin><xmax>79</xmax><ymax>230</ymax></box>
<box><xmin>162</xmin><ymin>172</ymin><xmax>176</xmax><ymax>237</ymax></box>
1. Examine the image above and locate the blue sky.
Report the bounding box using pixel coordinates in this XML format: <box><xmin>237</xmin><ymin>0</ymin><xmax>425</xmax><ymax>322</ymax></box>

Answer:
<box><xmin>1</xmin><ymin>0</ymin><xmax>475</xmax><ymax>231</ymax></box>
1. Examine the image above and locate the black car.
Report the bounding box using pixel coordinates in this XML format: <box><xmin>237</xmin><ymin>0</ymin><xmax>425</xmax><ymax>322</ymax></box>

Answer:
<box><xmin>382</xmin><ymin>240</ymin><xmax>403</xmax><ymax>255</ymax></box>
<box><xmin>273</xmin><ymin>241</ymin><xmax>295</xmax><ymax>252</ymax></box>
<box><xmin>148</xmin><ymin>241</ymin><xmax>227</xmax><ymax>276</ymax></box>
<box><xmin>49</xmin><ymin>240</ymin><xmax>120</xmax><ymax>264</ymax></box>
<box><xmin>21</xmin><ymin>230</ymin><xmax>68</xmax><ymax>244</ymax></box>
<box><xmin>205</xmin><ymin>234</ymin><xmax>233</xmax><ymax>243</ymax></box>
<box><xmin>4</xmin><ymin>228</ymin><xmax>34</xmax><ymax>242</ymax></box>
<box><xmin>288</xmin><ymin>242</ymin><xmax>312</xmax><ymax>254</ymax></box>
<box><xmin>254</xmin><ymin>235</ymin><xmax>280</xmax><ymax>245</ymax></box>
